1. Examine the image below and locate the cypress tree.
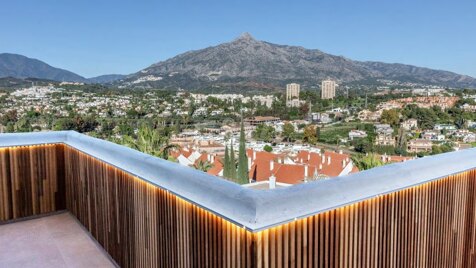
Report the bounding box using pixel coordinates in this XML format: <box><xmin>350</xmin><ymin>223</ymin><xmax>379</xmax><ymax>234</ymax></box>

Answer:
<box><xmin>229</xmin><ymin>140</ymin><xmax>237</xmax><ymax>181</ymax></box>
<box><xmin>237</xmin><ymin>120</ymin><xmax>249</xmax><ymax>184</ymax></box>
<box><xmin>224</xmin><ymin>145</ymin><xmax>230</xmax><ymax>178</ymax></box>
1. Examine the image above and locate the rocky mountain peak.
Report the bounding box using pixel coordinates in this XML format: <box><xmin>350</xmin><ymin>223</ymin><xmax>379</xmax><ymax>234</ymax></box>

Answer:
<box><xmin>234</xmin><ymin>32</ymin><xmax>258</xmax><ymax>43</ymax></box>
<box><xmin>125</xmin><ymin>35</ymin><xmax>476</xmax><ymax>90</ymax></box>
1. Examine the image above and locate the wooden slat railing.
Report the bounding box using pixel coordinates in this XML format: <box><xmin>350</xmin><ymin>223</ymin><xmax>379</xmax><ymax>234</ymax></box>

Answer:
<box><xmin>2</xmin><ymin>132</ymin><xmax>476</xmax><ymax>267</ymax></box>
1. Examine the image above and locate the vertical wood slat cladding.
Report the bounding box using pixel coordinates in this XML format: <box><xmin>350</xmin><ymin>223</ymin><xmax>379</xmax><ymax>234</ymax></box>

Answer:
<box><xmin>0</xmin><ymin>144</ymin><xmax>65</xmax><ymax>221</ymax></box>
<box><xmin>255</xmin><ymin>170</ymin><xmax>476</xmax><ymax>268</ymax></box>
<box><xmin>3</xmin><ymin>144</ymin><xmax>476</xmax><ymax>267</ymax></box>
<box><xmin>63</xmin><ymin>145</ymin><xmax>253</xmax><ymax>267</ymax></box>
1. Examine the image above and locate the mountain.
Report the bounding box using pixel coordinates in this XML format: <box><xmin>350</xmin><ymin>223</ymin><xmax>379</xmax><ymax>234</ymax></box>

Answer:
<box><xmin>0</xmin><ymin>53</ymin><xmax>87</xmax><ymax>82</ymax></box>
<box><xmin>0</xmin><ymin>77</ymin><xmax>56</xmax><ymax>89</ymax></box>
<box><xmin>123</xmin><ymin>33</ymin><xmax>476</xmax><ymax>90</ymax></box>
<box><xmin>88</xmin><ymin>74</ymin><xmax>126</xmax><ymax>84</ymax></box>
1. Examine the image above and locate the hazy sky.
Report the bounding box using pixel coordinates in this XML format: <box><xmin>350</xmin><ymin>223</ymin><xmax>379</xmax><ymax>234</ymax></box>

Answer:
<box><xmin>1</xmin><ymin>0</ymin><xmax>475</xmax><ymax>78</ymax></box>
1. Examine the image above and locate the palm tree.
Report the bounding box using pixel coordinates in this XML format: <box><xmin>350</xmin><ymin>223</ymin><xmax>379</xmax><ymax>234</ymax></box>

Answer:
<box><xmin>122</xmin><ymin>124</ymin><xmax>177</xmax><ymax>160</ymax></box>
<box><xmin>195</xmin><ymin>160</ymin><xmax>214</xmax><ymax>172</ymax></box>
<box><xmin>351</xmin><ymin>153</ymin><xmax>385</xmax><ymax>171</ymax></box>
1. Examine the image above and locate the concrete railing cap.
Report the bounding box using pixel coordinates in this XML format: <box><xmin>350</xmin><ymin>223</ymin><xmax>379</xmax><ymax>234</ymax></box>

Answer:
<box><xmin>1</xmin><ymin>131</ymin><xmax>476</xmax><ymax>232</ymax></box>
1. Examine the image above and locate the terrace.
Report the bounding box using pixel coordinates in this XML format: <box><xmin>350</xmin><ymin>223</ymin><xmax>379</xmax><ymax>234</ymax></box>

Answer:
<box><xmin>1</xmin><ymin>131</ymin><xmax>476</xmax><ymax>267</ymax></box>
<box><xmin>0</xmin><ymin>212</ymin><xmax>115</xmax><ymax>267</ymax></box>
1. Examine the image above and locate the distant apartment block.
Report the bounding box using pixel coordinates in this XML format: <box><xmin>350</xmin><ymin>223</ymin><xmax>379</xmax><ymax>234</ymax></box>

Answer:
<box><xmin>321</xmin><ymin>79</ymin><xmax>336</xmax><ymax>99</ymax></box>
<box><xmin>286</xmin><ymin>83</ymin><xmax>301</xmax><ymax>107</ymax></box>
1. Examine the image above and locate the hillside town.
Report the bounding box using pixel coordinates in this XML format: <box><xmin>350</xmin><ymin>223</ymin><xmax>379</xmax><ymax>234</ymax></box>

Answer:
<box><xmin>1</xmin><ymin>81</ymin><xmax>476</xmax><ymax>189</ymax></box>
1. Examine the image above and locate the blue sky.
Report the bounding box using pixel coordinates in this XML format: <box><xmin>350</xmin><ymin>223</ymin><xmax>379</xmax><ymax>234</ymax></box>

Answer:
<box><xmin>1</xmin><ymin>0</ymin><xmax>475</xmax><ymax>78</ymax></box>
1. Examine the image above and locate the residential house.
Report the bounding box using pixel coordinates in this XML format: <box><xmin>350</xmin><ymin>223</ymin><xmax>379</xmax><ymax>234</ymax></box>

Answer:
<box><xmin>348</xmin><ymin>130</ymin><xmax>368</xmax><ymax>140</ymax></box>
<box><xmin>408</xmin><ymin>139</ymin><xmax>433</xmax><ymax>153</ymax></box>
<box><xmin>375</xmin><ymin>133</ymin><xmax>396</xmax><ymax>146</ymax></box>
<box><xmin>401</xmin><ymin>119</ymin><xmax>418</xmax><ymax>131</ymax></box>
<box><xmin>422</xmin><ymin>131</ymin><xmax>445</xmax><ymax>141</ymax></box>
<box><xmin>245</xmin><ymin>116</ymin><xmax>280</xmax><ymax>126</ymax></box>
<box><xmin>434</xmin><ymin>124</ymin><xmax>457</xmax><ymax>132</ymax></box>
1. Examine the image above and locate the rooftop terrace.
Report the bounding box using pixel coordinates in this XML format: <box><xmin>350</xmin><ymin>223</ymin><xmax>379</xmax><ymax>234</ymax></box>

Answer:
<box><xmin>0</xmin><ymin>213</ymin><xmax>115</xmax><ymax>267</ymax></box>
<box><xmin>3</xmin><ymin>131</ymin><xmax>476</xmax><ymax>231</ymax></box>
<box><xmin>2</xmin><ymin>131</ymin><xmax>476</xmax><ymax>267</ymax></box>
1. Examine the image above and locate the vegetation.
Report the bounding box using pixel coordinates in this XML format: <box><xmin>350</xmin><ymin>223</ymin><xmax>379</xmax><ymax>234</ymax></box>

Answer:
<box><xmin>253</xmin><ymin>124</ymin><xmax>275</xmax><ymax>142</ymax></box>
<box><xmin>120</xmin><ymin>124</ymin><xmax>177</xmax><ymax>160</ymax></box>
<box><xmin>431</xmin><ymin>143</ymin><xmax>454</xmax><ymax>155</ymax></box>
<box><xmin>380</xmin><ymin>109</ymin><xmax>400</xmax><ymax>127</ymax></box>
<box><xmin>263</xmin><ymin>144</ymin><xmax>273</xmax><ymax>152</ymax></box>
<box><xmin>352</xmin><ymin>154</ymin><xmax>385</xmax><ymax>170</ymax></box>
<box><xmin>195</xmin><ymin>160</ymin><xmax>213</xmax><ymax>172</ymax></box>
<box><xmin>237</xmin><ymin>120</ymin><xmax>249</xmax><ymax>184</ymax></box>
<box><xmin>223</xmin><ymin>145</ymin><xmax>231</xmax><ymax>179</ymax></box>
<box><xmin>303</xmin><ymin>125</ymin><xmax>318</xmax><ymax>145</ymax></box>
<box><xmin>282</xmin><ymin>122</ymin><xmax>296</xmax><ymax>142</ymax></box>
<box><xmin>229</xmin><ymin>142</ymin><xmax>237</xmax><ymax>180</ymax></box>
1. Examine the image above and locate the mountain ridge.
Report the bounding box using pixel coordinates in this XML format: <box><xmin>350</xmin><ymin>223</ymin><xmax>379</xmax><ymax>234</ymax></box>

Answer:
<box><xmin>2</xmin><ymin>34</ymin><xmax>475</xmax><ymax>89</ymax></box>
<box><xmin>0</xmin><ymin>53</ymin><xmax>87</xmax><ymax>83</ymax></box>
<box><xmin>122</xmin><ymin>33</ymin><xmax>476</xmax><ymax>90</ymax></box>
<box><xmin>88</xmin><ymin>74</ymin><xmax>126</xmax><ymax>84</ymax></box>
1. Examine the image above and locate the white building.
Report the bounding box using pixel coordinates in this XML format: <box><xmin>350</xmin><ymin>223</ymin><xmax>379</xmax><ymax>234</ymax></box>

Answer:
<box><xmin>434</xmin><ymin>124</ymin><xmax>457</xmax><ymax>132</ymax></box>
<box><xmin>321</xmin><ymin>80</ymin><xmax>336</xmax><ymax>99</ymax></box>
<box><xmin>401</xmin><ymin>119</ymin><xmax>418</xmax><ymax>131</ymax></box>
<box><xmin>286</xmin><ymin>83</ymin><xmax>301</xmax><ymax>107</ymax></box>
<box><xmin>348</xmin><ymin>130</ymin><xmax>368</xmax><ymax>140</ymax></box>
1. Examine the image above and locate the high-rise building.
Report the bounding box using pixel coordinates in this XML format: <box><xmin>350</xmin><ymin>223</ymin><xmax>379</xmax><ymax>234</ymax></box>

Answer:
<box><xmin>286</xmin><ymin>83</ymin><xmax>301</xmax><ymax>107</ymax></box>
<box><xmin>321</xmin><ymin>80</ymin><xmax>336</xmax><ymax>99</ymax></box>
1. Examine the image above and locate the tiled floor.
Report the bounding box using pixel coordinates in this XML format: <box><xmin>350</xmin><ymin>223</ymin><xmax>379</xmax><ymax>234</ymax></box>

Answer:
<box><xmin>0</xmin><ymin>212</ymin><xmax>115</xmax><ymax>268</ymax></box>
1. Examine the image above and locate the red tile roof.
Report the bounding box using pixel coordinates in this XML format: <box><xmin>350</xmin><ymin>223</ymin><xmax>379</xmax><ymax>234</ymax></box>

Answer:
<box><xmin>294</xmin><ymin>150</ymin><xmax>352</xmax><ymax>178</ymax></box>
<box><xmin>193</xmin><ymin>152</ymin><xmax>224</xmax><ymax>176</ymax></box>
<box><xmin>246</xmin><ymin>149</ymin><xmax>282</xmax><ymax>162</ymax></box>
<box><xmin>378</xmin><ymin>154</ymin><xmax>415</xmax><ymax>163</ymax></box>
<box><xmin>170</xmin><ymin>147</ymin><xmax>194</xmax><ymax>159</ymax></box>
<box><xmin>207</xmin><ymin>158</ymin><xmax>223</xmax><ymax>176</ymax></box>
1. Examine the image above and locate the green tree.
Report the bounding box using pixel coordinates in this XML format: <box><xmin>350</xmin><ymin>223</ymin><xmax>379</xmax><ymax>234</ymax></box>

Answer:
<box><xmin>0</xmin><ymin>110</ymin><xmax>18</xmax><ymax>125</ymax></box>
<box><xmin>223</xmin><ymin>145</ymin><xmax>230</xmax><ymax>178</ymax></box>
<box><xmin>14</xmin><ymin>117</ymin><xmax>32</xmax><ymax>132</ymax></box>
<box><xmin>195</xmin><ymin>160</ymin><xmax>214</xmax><ymax>172</ymax></box>
<box><xmin>352</xmin><ymin>154</ymin><xmax>385</xmax><ymax>170</ymax></box>
<box><xmin>395</xmin><ymin>128</ymin><xmax>407</xmax><ymax>155</ymax></box>
<box><xmin>237</xmin><ymin>121</ymin><xmax>249</xmax><ymax>184</ymax></box>
<box><xmin>53</xmin><ymin>118</ymin><xmax>76</xmax><ymax>131</ymax></box>
<box><xmin>229</xmin><ymin>141</ymin><xmax>237</xmax><ymax>181</ymax></box>
<box><xmin>431</xmin><ymin>143</ymin><xmax>454</xmax><ymax>155</ymax></box>
<box><xmin>282</xmin><ymin>123</ymin><xmax>296</xmax><ymax>142</ymax></box>
<box><xmin>353</xmin><ymin>138</ymin><xmax>374</xmax><ymax>154</ymax></box>
<box><xmin>303</xmin><ymin>125</ymin><xmax>318</xmax><ymax>145</ymax></box>
<box><xmin>263</xmin><ymin>144</ymin><xmax>273</xmax><ymax>152</ymax></box>
<box><xmin>380</xmin><ymin>109</ymin><xmax>400</xmax><ymax>127</ymax></box>
<box><xmin>75</xmin><ymin>116</ymin><xmax>98</xmax><ymax>133</ymax></box>
<box><xmin>252</xmin><ymin>124</ymin><xmax>275</xmax><ymax>142</ymax></box>
<box><xmin>121</xmin><ymin>124</ymin><xmax>177</xmax><ymax>160</ymax></box>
